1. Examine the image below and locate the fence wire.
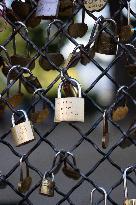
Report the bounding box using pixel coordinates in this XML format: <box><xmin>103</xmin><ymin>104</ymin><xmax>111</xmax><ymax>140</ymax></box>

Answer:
<box><xmin>0</xmin><ymin>0</ymin><xmax>136</xmax><ymax>204</ymax></box>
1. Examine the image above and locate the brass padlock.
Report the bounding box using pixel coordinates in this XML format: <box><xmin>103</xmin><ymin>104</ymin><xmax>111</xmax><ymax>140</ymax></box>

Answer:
<box><xmin>119</xmin><ymin>1</ymin><xmax>134</xmax><ymax>42</ymax></box>
<box><xmin>62</xmin><ymin>152</ymin><xmax>80</xmax><ymax>180</ymax></box>
<box><xmin>40</xmin><ymin>173</ymin><xmax>55</xmax><ymax>197</ymax></box>
<box><xmin>18</xmin><ymin>156</ymin><xmax>32</xmax><ymax>193</ymax></box>
<box><xmin>54</xmin><ymin>77</ymin><xmax>84</xmax><ymax>122</ymax></box>
<box><xmin>11</xmin><ymin>109</ymin><xmax>35</xmax><ymax>147</ymax></box>
<box><xmin>95</xmin><ymin>18</ymin><xmax>118</xmax><ymax>55</ymax></box>
<box><xmin>90</xmin><ymin>187</ymin><xmax>107</xmax><ymax>205</ymax></box>
<box><xmin>39</xmin><ymin>20</ymin><xmax>64</xmax><ymax>71</ymax></box>
<box><xmin>30</xmin><ymin>88</ymin><xmax>49</xmax><ymax>123</ymax></box>
<box><xmin>123</xmin><ymin>166</ymin><xmax>136</xmax><ymax>205</ymax></box>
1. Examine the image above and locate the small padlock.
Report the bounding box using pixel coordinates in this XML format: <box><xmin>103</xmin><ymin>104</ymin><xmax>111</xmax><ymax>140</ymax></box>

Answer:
<box><xmin>119</xmin><ymin>1</ymin><xmax>134</xmax><ymax>42</ymax></box>
<box><xmin>40</xmin><ymin>173</ymin><xmax>55</xmax><ymax>197</ymax></box>
<box><xmin>90</xmin><ymin>187</ymin><xmax>107</xmax><ymax>205</ymax></box>
<box><xmin>123</xmin><ymin>166</ymin><xmax>136</xmax><ymax>205</ymax></box>
<box><xmin>6</xmin><ymin>66</ymin><xmax>24</xmax><ymax>108</ymax></box>
<box><xmin>84</xmin><ymin>0</ymin><xmax>107</xmax><ymax>12</ymax></box>
<box><xmin>54</xmin><ymin>78</ymin><xmax>84</xmax><ymax>122</ymax></box>
<box><xmin>58</xmin><ymin>0</ymin><xmax>73</xmax><ymax>17</ymax></box>
<box><xmin>18</xmin><ymin>156</ymin><xmax>32</xmax><ymax>193</ymax></box>
<box><xmin>11</xmin><ymin>110</ymin><xmax>35</xmax><ymax>147</ymax></box>
<box><xmin>39</xmin><ymin>20</ymin><xmax>64</xmax><ymax>71</ymax></box>
<box><xmin>30</xmin><ymin>88</ymin><xmax>49</xmax><ymax>123</ymax></box>
<box><xmin>95</xmin><ymin>18</ymin><xmax>118</xmax><ymax>55</ymax></box>
<box><xmin>68</xmin><ymin>9</ymin><xmax>88</xmax><ymax>38</ymax></box>
<box><xmin>62</xmin><ymin>152</ymin><xmax>80</xmax><ymax>180</ymax></box>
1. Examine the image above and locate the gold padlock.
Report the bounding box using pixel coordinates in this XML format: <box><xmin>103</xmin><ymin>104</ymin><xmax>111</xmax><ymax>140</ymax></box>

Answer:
<box><xmin>11</xmin><ymin>110</ymin><xmax>35</xmax><ymax>147</ymax></box>
<box><xmin>40</xmin><ymin>173</ymin><xmax>55</xmax><ymax>197</ymax></box>
<box><xmin>18</xmin><ymin>156</ymin><xmax>32</xmax><ymax>193</ymax></box>
<box><xmin>123</xmin><ymin>166</ymin><xmax>136</xmax><ymax>205</ymax></box>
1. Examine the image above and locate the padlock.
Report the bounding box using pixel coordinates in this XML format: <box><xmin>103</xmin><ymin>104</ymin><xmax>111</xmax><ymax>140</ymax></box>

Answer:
<box><xmin>84</xmin><ymin>0</ymin><xmax>107</xmax><ymax>12</ymax></box>
<box><xmin>119</xmin><ymin>1</ymin><xmax>134</xmax><ymax>42</ymax></box>
<box><xmin>95</xmin><ymin>18</ymin><xmax>118</xmax><ymax>55</ymax></box>
<box><xmin>54</xmin><ymin>78</ymin><xmax>84</xmax><ymax>122</ymax></box>
<box><xmin>68</xmin><ymin>9</ymin><xmax>88</xmax><ymax>38</ymax></box>
<box><xmin>30</xmin><ymin>88</ymin><xmax>49</xmax><ymax>123</ymax></box>
<box><xmin>36</xmin><ymin>0</ymin><xmax>60</xmax><ymax>19</ymax></box>
<box><xmin>58</xmin><ymin>0</ymin><xmax>73</xmax><ymax>17</ymax></box>
<box><xmin>123</xmin><ymin>166</ymin><xmax>136</xmax><ymax>205</ymax></box>
<box><xmin>39</xmin><ymin>20</ymin><xmax>64</xmax><ymax>71</ymax></box>
<box><xmin>18</xmin><ymin>156</ymin><xmax>32</xmax><ymax>193</ymax></box>
<box><xmin>90</xmin><ymin>187</ymin><xmax>107</xmax><ymax>205</ymax></box>
<box><xmin>40</xmin><ymin>173</ymin><xmax>55</xmax><ymax>197</ymax></box>
<box><xmin>62</xmin><ymin>152</ymin><xmax>80</xmax><ymax>180</ymax></box>
<box><xmin>11</xmin><ymin>109</ymin><xmax>35</xmax><ymax>146</ymax></box>
<box><xmin>6</xmin><ymin>66</ymin><xmax>24</xmax><ymax>108</ymax></box>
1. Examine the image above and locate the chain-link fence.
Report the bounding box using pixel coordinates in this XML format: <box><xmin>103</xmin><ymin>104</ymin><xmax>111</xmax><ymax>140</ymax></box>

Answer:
<box><xmin>0</xmin><ymin>0</ymin><xmax>136</xmax><ymax>204</ymax></box>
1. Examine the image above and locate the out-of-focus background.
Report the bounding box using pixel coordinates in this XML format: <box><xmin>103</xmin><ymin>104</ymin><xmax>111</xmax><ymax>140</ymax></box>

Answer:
<box><xmin>0</xmin><ymin>0</ymin><xmax>136</xmax><ymax>205</ymax></box>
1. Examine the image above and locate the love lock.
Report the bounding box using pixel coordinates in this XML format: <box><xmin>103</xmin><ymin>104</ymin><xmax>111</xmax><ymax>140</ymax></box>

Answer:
<box><xmin>40</xmin><ymin>173</ymin><xmax>55</xmax><ymax>197</ymax></box>
<box><xmin>11</xmin><ymin>109</ymin><xmax>35</xmax><ymax>147</ymax></box>
<box><xmin>95</xmin><ymin>18</ymin><xmax>118</xmax><ymax>55</ymax></box>
<box><xmin>54</xmin><ymin>78</ymin><xmax>84</xmax><ymax>122</ymax></box>
<box><xmin>123</xmin><ymin>166</ymin><xmax>136</xmax><ymax>205</ymax></box>
<box><xmin>18</xmin><ymin>156</ymin><xmax>32</xmax><ymax>193</ymax></box>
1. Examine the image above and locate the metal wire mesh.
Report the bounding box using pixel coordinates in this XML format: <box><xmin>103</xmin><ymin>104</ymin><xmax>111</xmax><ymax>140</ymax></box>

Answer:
<box><xmin>0</xmin><ymin>0</ymin><xmax>136</xmax><ymax>204</ymax></box>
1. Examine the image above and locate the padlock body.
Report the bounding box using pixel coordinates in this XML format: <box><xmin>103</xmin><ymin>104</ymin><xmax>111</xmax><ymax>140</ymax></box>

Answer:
<box><xmin>124</xmin><ymin>199</ymin><xmax>136</xmax><ymax>205</ymax></box>
<box><xmin>40</xmin><ymin>179</ymin><xmax>55</xmax><ymax>197</ymax></box>
<box><xmin>96</xmin><ymin>33</ymin><xmax>117</xmax><ymax>55</ymax></box>
<box><xmin>11</xmin><ymin>120</ymin><xmax>35</xmax><ymax>146</ymax></box>
<box><xmin>54</xmin><ymin>97</ymin><xmax>84</xmax><ymax>122</ymax></box>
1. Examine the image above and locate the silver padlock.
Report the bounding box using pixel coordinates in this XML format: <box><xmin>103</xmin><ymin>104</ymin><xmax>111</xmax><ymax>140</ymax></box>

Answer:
<box><xmin>11</xmin><ymin>110</ymin><xmax>35</xmax><ymax>147</ymax></box>
<box><xmin>40</xmin><ymin>173</ymin><xmax>55</xmax><ymax>197</ymax></box>
<box><xmin>54</xmin><ymin>78</ymin><xmax>84</xmax><ymax>122</ymax></box>
<box><xmin>123</xmin><ymin>166</ymin><xmax>136</xmax><ymax>205</ymax></box>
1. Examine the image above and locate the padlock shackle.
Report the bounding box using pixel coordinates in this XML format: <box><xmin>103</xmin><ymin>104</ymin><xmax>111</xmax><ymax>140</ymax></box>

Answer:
<box><xmin>0</xmin><ymin>45</ymin><xmax>11</xmax><ymax>65</ymax></box>
<box><xmin>58</xmin><ymin>78</ymin><xmax>82</xmax><ymax>98</ymax></box>
<box><xmin>123</xmin><ymin>166</ymin><xmax>136</xmax><ymax>200</ymax></box>
<box><xmin>43</xmin><ymin>172</ymin><xmax>54</xmax><ymax>182</ymax></box>
<box><xmin>7</xmin><ymin>66</ymin><xmax>32</xmax><ymax>86</ymax></box>
<box><xmin>90</xmin><ymin>16</ymin><xmax>103</xmax><ymax>40</ymax></box>
<box><xmin>33</xmin><ymin>88</ymin><xmax>46</xmax><ymax>96</ymax></box>
<box><xmin>19</xmin><ymin>155</ymin><xmax>29</xmax><ymax>181</ymax></box>
<box><xmin>14</xmin><ymin>21</ymin><xmax>28</xmax><ymax>34</ymax></box>
<box><xmin>90</xmin><ymin>187</ymin><xmax>107</xmax><ymax>205</ymax></box>
<box><xmin>102</xmin><ymin>18</ymin><xmax>117</xmax><ymax>34</ymax></box>
<box><xmin>12</xmin><ymin>109</ymin><xmax>29</xmax><ymax>127</ymax></box>
<box><xmin>47</xmin><ymin>19</ymin><xmax>63</xmax><ymax>39</ymax></box>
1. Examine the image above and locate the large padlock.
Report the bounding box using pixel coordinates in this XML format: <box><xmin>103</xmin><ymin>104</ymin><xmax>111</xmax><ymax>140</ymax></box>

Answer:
<box><xmin>54</xmin><ymin>78</ymin><xmax>84</xmax><ymax>122</ymax></box>
<box><xmin>123</xmin><ymin>166</ymin><xmax>136</xmax><ymax>205</ymax></box>
<box><xmin>95</xmin><ymin>18</ymin><xmax>118</xmax><ymax>55</ymax></box>
<box><xmin>40</xmin><ymin>173</ymin><xmax>55</xmax><ymax>197</ymax></box>
<box><xmin>11</xmin><ymin>110</ymin><xmax>35</xmax><ymax>147</ymax></box>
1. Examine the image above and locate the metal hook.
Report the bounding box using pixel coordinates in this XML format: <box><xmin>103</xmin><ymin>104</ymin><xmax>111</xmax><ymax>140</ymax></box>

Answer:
<box><xmin>14</xmin><ymin>21</ymin><xmax>28</xmax><ymax>34</ymax></box>
<box><xmin>90</xmin><ymin>187</ymin><xmax>107</xmax><ymax>205</ymax></box>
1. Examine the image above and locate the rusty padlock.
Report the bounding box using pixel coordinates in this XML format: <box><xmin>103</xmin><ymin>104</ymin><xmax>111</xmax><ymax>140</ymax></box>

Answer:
<box><xmin>54</xmin><ymin>77</ymin><xmax>84</xmax><ymax>122</ymax></box>
<box><xmin>119</xmin><ymin>1</ymin><xmax>134</xmax><ymax>42</ymax></box>
<box><xmin>40</xmin><ymin>173</ymin><xmax>55</xmax><ymax>197</ymax></box>
<box><xmin>84</xmin><ymin>0</ymin><xmax>107</xmax><ymax>12</ymax></box>
<box><xmin>123</xmin><ymin>166</ymin><xmax>136</xmax><ymax>205</ymax></box>
<box><xmin>90</xmin><ymin>187</ymin><xmax>107</xmax><ymax>205</ymax></box>
<box><xmin>58</xmin><ymin>0</ymin><xmax>73</xmax><ymax>17</ymax></box>
<box><xmin>95</xmin><ymin>18</ymin><xmax>118</xmax><ymax>55</ymax></box>
<box><xmin>18</xmin><ymin>156</ymin><xmax>32</xmax><ymax>193</ymax></box>
<box><xmin>30</xmin><ymin>88</ymin><xmax>49</xmax><ymax>123</ymax></box>
<box><xmin>62</xmin><ymin>152</ymin><xmax>80</xmax><ymax>180</ymax></box>
<box><xmin>11</xmin><ymin>110</ymin><xmax>35</xmax><ymax>147</ymax></box>
<box><xmin>39</xmin><ymin>20</ymin><xmax>64</xmax><ymax>71</ymax></box>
